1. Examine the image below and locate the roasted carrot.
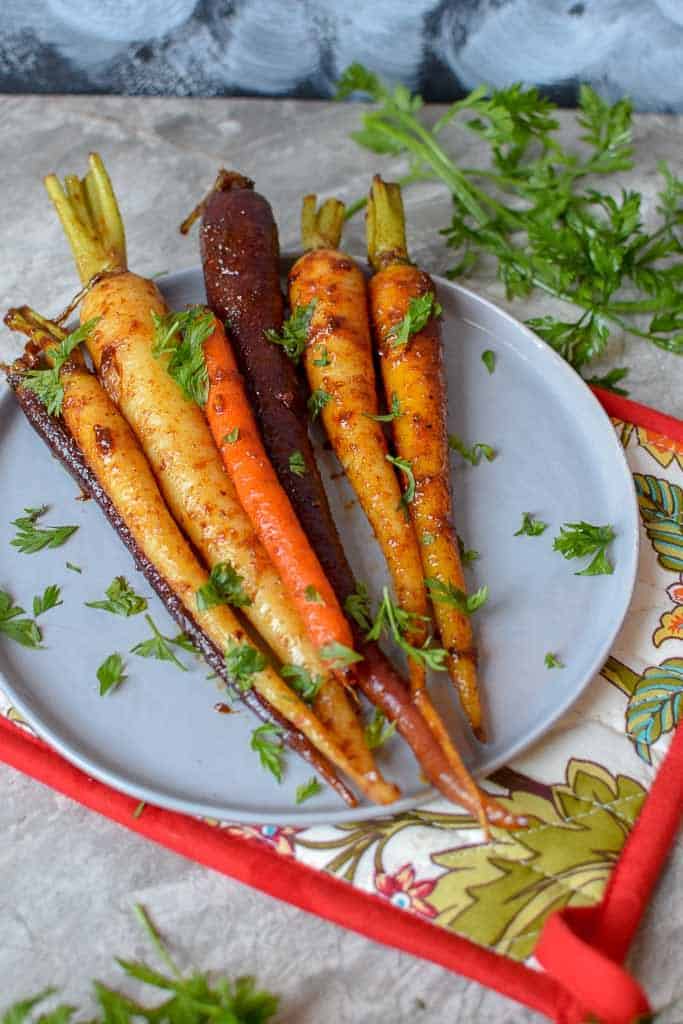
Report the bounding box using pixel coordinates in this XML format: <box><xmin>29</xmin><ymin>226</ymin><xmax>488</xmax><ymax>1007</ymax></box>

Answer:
<box><xmin>187</xmin><ymin>171</ymin><xmax>526</xmax><ymax>823</ymax></box>
<box><xmin>288</xmin><ymin>196</ymin><xmax>430</xmax><ymax>693</ymax></box>
<box><xmin>202</xmin><ymin>312</ymin><xmax>358</xmax><ymax>667</ymax></box>
<box><xmin>366</xmin><ymin>177</ymin><xmax>484</xmax><ymax>739</ymax></box>
<box><xmin>43</xmin><ymin>154</ymin><xmax>399</xmax><ymax>805</ymax></box>
<box><xmin>4</xmin><ymin>308</ymin><xmax>369</xmax><ymax>806</ymax></box>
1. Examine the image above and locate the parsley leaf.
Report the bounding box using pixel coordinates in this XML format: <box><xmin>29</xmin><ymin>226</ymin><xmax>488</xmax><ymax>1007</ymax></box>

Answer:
<box><xmin>0</xmin><ymin>589</ymin><xmax>42</xmax><ymax>648</ymax></box>
<box><xmin>264</xmin><ymin>301</ymin><xmax>316</xmax><ymax>364</ymax></box>
<box><xmin>339</xmin><ymin>67</ymin><xmax>683</xmax><ymax>370</ymax></box>
<box><xmin>170</xmin><ymin>632</ymin><xmax>199</xmax><ymax>655</ymax></box>
<box><xmin>21</xmin><ymin>318</ymin><xmax>99</xmax><ymax>416</ymax></box>
<box><xmin>344</xmin><ymin>581</ymin><xmax>372</xmax><ymax>631</ymax></box>
<box><xmin>32</xmin><ymin>585</ymin><xmax>62</xmax><ymax>617</ymax></box>
<box><xmin>584</xmin><ymin>367</ymin><xmax>630</xmax><ymax>396</ymax></box>
<box><xmin>288</xmin><ymin>450</ymin><xmax>307</xmax><ymax>477</ymax></box>
<box><xmin>457</xmin><ymin>535</ymin><xmax>480</xmax><ymax>563</ymax></box>
<box><xmin>448</xmin><ymin>435</ymin><xmax>497</xmax><ymax>465</ymax></box>
<box><xmin>131</xmin><ymin>614</ymin><xmax>188</xmax><ymax>671</ymax></box>
<box><xmin>514</xmin><ymin>513</ymin><xmax>548</xmax><ymax>537</ymax></box>
<box><xmin>151</xmin><ymin>306</ymin><xmax>214</xmax><ymax>406</ymax></box>
<box><xmin>312</xmin><ymin>345</ymin><xmax>331</xmax><ymax>367</ymax></box>
<box><xmin>365</xmin><ymin>392</ymin><xmax>402</xmax><ymax>422</ymax></box>
<box><xmin>386</xmin><ymin>293</ymin><xmax>442</xmax><ymax>347</ymax></box>
<box><xmin>364</xmin><ymin>709</ymin><xmax>397</xmax><ymax>750</ymax></box>
<box><xmin>319</xmin><ymin>641</ymin><xmax>363</xmax><ymax>668</ymax></box>
<box><xmin>225</xmin><ymin>640</ymin><xmax>267</xmax><ymax>691</ymax></box>
<box><xmin>295</xmin><ymin>776</ymin><xmax>322</xmax><ymax>803</ymax></box>
<box><xmin>386</xmin><ymin>454</ymin><xmax>416</xmax><ymax>508</ymax></box>
<box><xmin>426</xmin><ymin>578</ymin><xmax>489</xmax><ymax>614</ymax></box>
<box><xmin>65</xmin><ymin>561</ymin><xmax>82</xmax><ymax>573</ymax></box>
<box><xmin>307</xmin><ymin>388</ymin><xmax>332</xmax><ymax>421</ymax></box>
<box><xmin>280</xmin><ymin>663</ymin><xmax>324</xmax><ymax>703</ymax></box>
<box><xmin>196</xmin><ymin>561</ymin><xmax>252</xmax><ymax>612</ymax></box>
<box><xmin>421</xmin><ymin>532</ymin><xmax>435</xmax><ymax>547</ymax></box>
<box><xmin>544</xmin><ymin>652</ymin><xmax>564</xmax><ymax>669</ymax></box>
<box><xmin>86</xmin><ymin>576</ymin><xmax>147</xmax><ymax>617</ymax></box>
<box><xmin>222</xmin><ymin>427</ymin><xmax>240</xmax><ymax>444</ymax></box>
<box><xmin>367</xmin><ymin>587</ymin><xmax>446</xmax><ymax>671</ymax></box>
<box><xmin>553</xmin><ymin>521</ymin><xmax>615</xmax><ymax>576</ymax></box>
<box><xmin>304</xmin><ymin>584</ymin><xmax>324</xmax><ymax>604</ymax></box>
<box><xmin>481</xmin><ymin>349</ymin><xmax>496</xmax><ymax>373</ymax></box>
<box><xmin>250</xmin><ymin>723</ymin><xmax>285</xmax><ymax>782</ymax></box>
<box><xmin>97</xmin><ymin>652</ymin><xmax>126</xmax><ymax>696</ymax></box>
<box><xmin>10</xmin><ymin>506</ymin><xmax>78</xmax><ymax>554</ymax></box>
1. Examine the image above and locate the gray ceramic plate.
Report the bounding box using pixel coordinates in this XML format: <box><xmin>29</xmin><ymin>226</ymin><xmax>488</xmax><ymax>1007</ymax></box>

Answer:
<box><xmin>0</xmin><ymin>267</ymin><xmax>638</xmax><ymax>824</ymax></box>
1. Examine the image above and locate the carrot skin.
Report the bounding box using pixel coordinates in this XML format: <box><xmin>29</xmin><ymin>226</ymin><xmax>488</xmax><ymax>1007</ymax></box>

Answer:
<box><xmin>369</xmin><ymin>263</ymin><xmax>483</xmax><ymax>737</ymax></box>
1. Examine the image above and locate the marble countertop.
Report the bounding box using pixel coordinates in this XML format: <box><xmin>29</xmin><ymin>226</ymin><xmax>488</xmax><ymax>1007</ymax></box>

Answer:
<box><xmin>1</xmin><ymin>95</ymin><xmax>681</xmax><ymax>1022</ymax></box>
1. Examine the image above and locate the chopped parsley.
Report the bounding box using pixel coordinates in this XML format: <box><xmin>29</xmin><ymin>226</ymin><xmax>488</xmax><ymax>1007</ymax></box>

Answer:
<box><xmin>386</xmin><ymin>293</ymin><xmax>442</xmax><ymax>348</ymax></box>
<box><xmin>0</xmin><ymin>589</ymin><xmax>42</xmax><ymax>648</ymax></box>
<box><xmin>264</xmin><ymin>300</ymin><xmax>316</xmax><ymax>364</ymax></box>
<box><xmin>86</xmin><ymin>576</ymin><xmax>147</xmax><ymax>617</ymax></box>
<box><xmin>319</xmin><ymin>641</ymin><xmax>363</xmax><ymax>669</ymax></box>
<box><xmin>151</xmin><ymin>306</ymin><xmax>214</xmax><ymax>406</ymax></box>
<box><xmin>251</xmin><ymin>723</ymin><xmax>285</xmax><ymax>782</ymax></box>
<box><xmin>10</xmin><ymin>505</ymin><xmax>78</xmax><ymax>554</ymax></box>
<box><xmin>364</xmin><ymin>709</ymin><xmax>397</xmax><ymax>750</ymax></box>
<box><xmin>307</xmin><ymin>388</ymin><xmax>332</xmax><ymax>421</ymax></box>
<box><xmin>365</xmin><ymin>392</ymin><xmax>402</xmax><ymax>422</ymax></box>
<box><xmin>312</xmin><ymin>345</ymin><xmax>331</xmax><ymax>367</ymax></box>
<box><xmin>22</xmin><ymin>318</ymin><xmax>99</xmax><ymax>416</ymax></box>
<box><xmin>225</xmin><ymin>640</ymin><xmax>267</xmax><ymax>691</ymax></box>
<box><xmin>97</xmin><ymin>652</ymin><xmax>126</xmax><ymax>696</ymax></box>
<box><xmin>304</xmin><ymin>584</ymin><xmax>324</xmax><ymax>604</ymax></box>
<box><xmin>131</xmin><ymin>614</ymin><xmax>189</xmax><ymax>671</ymax></box>
<box><xmin>514</xmin><ymin>513</ymin><xmax>548</xmax><ymax>537</ymax></box>
<box><xmin>481</xmin><ymin>349</ymin><xmax>496</xmax><ymax>373</ymax></box>
<box><xmin>223</xmin><ymin>427</ymin><xmax>240</xmax><ymax>445</ymax></box>
<box><xmin>288</xmin><ymin>450</ymin><xmax>307</xmax><ymax>477</ymax></box>
<box><xmin>544</xmin><ymin>652</ymin><xmax>564</xmax><ymax>669</ymax></box>
<box><xmin>386</xmin><ymin>454</ymin><xmax>416</xmax><ymax>509</ymax></box>
<box><xmin>553</xmin><ymin>521</ymin><xmax>616</xmax><ymax>576</ymax></box>
<box><xmin>295</xmin><ymin>776</ymin><xmax>322</xmax><ymax>803</ymax></box>
<box><xmin>280</xmin><ymin>664</ymin><xmax>324</xmax><ymax>703</ymax></box>
<box><xmin>344</xmin><ymin>581</ymin><xmax>372</xmax><ymax>631</ymax></box>
<box><xmin>32</xmin><ymin>584</ymin><xmax>62</xmax><ymax>617</ymax></box>
<box><xmin>425</xmin><ymin>578</ymin><xmax>489</xmax><ymax>614</ymax></box>
<box><xmin>196</xmin><ymin>561</ymin><xmax>252</xmax><ymax>612</ymax></box>
<box><xmin>367</xmin><ymin>587</ymin><xmax>446</xmax><ymax>671</ymax></box>
<box><xmin>447</xmin><ymin>435</ymin><xmax>497</xmax><ymax>466</ymax></box>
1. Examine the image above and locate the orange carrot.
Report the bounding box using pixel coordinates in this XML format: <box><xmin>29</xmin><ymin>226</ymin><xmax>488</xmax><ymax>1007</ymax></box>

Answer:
<box><xmin>200</xmin><ymin>311</ymin><xmax>359</xmax><ymax>672</ymax></box>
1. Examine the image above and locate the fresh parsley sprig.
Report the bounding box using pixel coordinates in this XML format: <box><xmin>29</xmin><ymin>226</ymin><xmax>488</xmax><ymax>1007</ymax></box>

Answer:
<box><xmin>131</xmin><ymin>614</ymin><xmax>189</xmax><ymax>671</ymax></box>
<box><xmin>225</xmin><ymin>640</ymin><xmax>267</xmax><ymax>691</ymax></box>
<box><xmin>97</xmin><ymin>652</ymin><xmax>126</xmax><ymax>696</ymax></box>
<box><xmin>365</xmin><ymin>392</ymin><xmax>402</xmax><ymax>422</ymax></box>
<box><xmin>33</xmin><ymin>584</ymin><xmax>62</xmax><ymax>616</ymax></box>
<box><xmin>425</xmin><ymin>578</ymin><xmax>489</xmax><ymax>614</ymax></box>
<box><xmin>514</xmin><ymin>513</ymin><xmax>548</xmax><ymax>537</ymax></box>
<box><xmin>251</xmin><ymin>723</ymin><xmax>285</xmax><ymax>782</ymax></box>
<box><xmin>280</xmin><ymin>664</ymin><xmax>324</xmax><ymax>703</ymax></box>
<box><xmin>553</xmin><ymin>521</ymin><xmax>616</xmax><ymax>575</ymax></box>
<box><xmin>386</xmin><ymin>293</ymin><xmax>442</xmax><ymax>347</ymax></box>
<box><xmin>196</xmin><ymin>562</ymin><xmax>252</xmax><ymax>612</ymax></box>
<box><xmin>22</xmin><ymin>318</ymin><xmax>99</xmax><ymax>416</ymax></box>
<box><xmin>151</xmin><ymin>306</ymin><xmax>214</xmax><ymax>406</ymax></box>
<box><xmin>364</xmin><ymin>709</ymin><xmax>397</xmax><ymax>750</ymax></box>
<box><xmin>10</xmin><ymin>506</ymin><xmax>78</xmax><ymax>554</ymax></box>
<box><xmin>338</xmin><ymin>65</ymin><xmax>683</xmax><ymax>370</ymax></box>
<box><xmin>448</xmin><ymin>435</ymin><xmax>496</xmax><ymax>466</ymax></box>
<box><xmin>386</xmin><ymin>454</ymin><xmax>416</xmax><ymax>509</ymax></box>
<box><xmin>343</xmin><ymin>581</ymin><xmax>372</xmax><ymax>631</ymax></box>
<box><xmin>367</xmin><ymin>586</ymin><xmax>446</xmax><ymax>671</ymax></box>
<box><xmin>86</xmin><ymin>576</ymin><xmax>147</xmax><ymax>617</ymax></box>
<box><xmin>0</xmin><ymin>589</ymin><xmax>42</xmax><ymax>648</ymax></box>
<box><xmin>264</xmin><ymin>300</ymin><xmax>316</xmax><ymax>364</ymax></box>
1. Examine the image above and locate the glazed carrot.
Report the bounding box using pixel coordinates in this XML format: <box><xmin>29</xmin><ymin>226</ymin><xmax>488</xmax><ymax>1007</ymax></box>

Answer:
<box><xmin>4</xmin><ymin>308</ymin><xmax>370</xmax><ymax>806</ymax></box>
<box><xmin>202</xmin><ymin>313</ymin><xmax>357</xmax><ymax>666</ymax></box>
<box><xmin>43</xmin><ymin>153</ymin><xmax>400</xmax><ymax>805</ymax></box>
<box><xmin>366</xmin><ymin>177</ymin><xmax>483</xmax><ymax>739</ymax></box>
<box><xmin>288</xmin><ymin>196</ymin><xmax>430</xmax><ymax>693</ymax></box>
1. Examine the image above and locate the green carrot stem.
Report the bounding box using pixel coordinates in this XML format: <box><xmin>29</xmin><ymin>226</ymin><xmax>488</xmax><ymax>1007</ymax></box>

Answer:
<box><xmin>301</xmin><ymin>195</ymin><xmax>346</xmax><ymax>251</ymax></box>
<box><xmin>366</xmin><ymin>175</ymin><xmax>410</xmax><ymax>272</ymax></box>
<box><xmin>45</xmin><ymin>152</ymin><xmax>127</xmax><ymax>284</ymax></box>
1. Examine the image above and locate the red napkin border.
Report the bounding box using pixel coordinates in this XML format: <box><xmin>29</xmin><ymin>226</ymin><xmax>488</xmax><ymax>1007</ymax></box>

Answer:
<box><xmin>1</xmin><ymin>389</ymin><xmax>682</xmax><ymax>1024</ymax></box>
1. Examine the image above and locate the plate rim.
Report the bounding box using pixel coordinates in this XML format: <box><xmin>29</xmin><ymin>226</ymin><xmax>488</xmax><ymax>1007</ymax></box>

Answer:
<box><xmin>0</xmin><ymin>266</ymin><xmax>639</xmax><ymax>825</ymax></box>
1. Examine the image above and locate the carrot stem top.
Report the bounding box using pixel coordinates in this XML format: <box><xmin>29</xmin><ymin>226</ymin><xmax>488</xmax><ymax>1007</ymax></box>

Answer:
<box><xmin>366</xmin><ymin>175</ymin><xmax>410</xmax><ymax>272</ymax></box>
<box><xmin>5</xmin><ymin>306</ymin><xmax>73</xmax><ymax>365</ymax></box>
<box><xmin>45</xmin><ymin>152</ymin><xmax>127</xmax><ymax>284</ymax></box>
<box><xmin>301</xmin><ymin>195</ymin><xmax>346</xmax><ymax>252</ymax></box>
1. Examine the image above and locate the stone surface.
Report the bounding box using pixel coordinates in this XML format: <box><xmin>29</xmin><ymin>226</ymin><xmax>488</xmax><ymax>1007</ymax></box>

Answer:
<box><xmin>0</xmin><ymin>96</ymin><xmax>681</xmax><ymax>1020</ymax></box>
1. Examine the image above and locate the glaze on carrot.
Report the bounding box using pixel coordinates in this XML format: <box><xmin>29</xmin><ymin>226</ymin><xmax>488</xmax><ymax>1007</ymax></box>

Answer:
<box><xmin>366</xmin><ymin>176</ymin><xmax>484</xmax><ymax>739</ymax></box>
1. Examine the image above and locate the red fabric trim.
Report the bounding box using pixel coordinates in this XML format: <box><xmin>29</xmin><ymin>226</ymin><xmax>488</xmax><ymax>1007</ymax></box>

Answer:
<box><xmin>591</xmin><ymin>386</ymin><xmax>683</xmax><ymax>444</ymax></box>
<box><xmin>0</xmin><ymin>716</ymin><xmax>562</xmax><ymax>1020</ymax></box>
<box><xmin>536</xmin><ymin>720</ymin><xmax>683</xmax><ymax>1024</ymax></box>
<box><xmin>2</xmin><ymin>392</ymin><xmax>683</xmax><ymax>1023</ymax></box>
